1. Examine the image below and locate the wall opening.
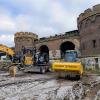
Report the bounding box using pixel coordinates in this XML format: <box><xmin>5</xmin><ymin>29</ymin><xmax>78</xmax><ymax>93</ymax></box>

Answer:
<box><xmin>39</xmin><ymin>45</ymin><xmax>49</xmax><ymax>62</ymax></box>
<box><xmin>92</xmin><ymin>40</ymin><xmax>96</xmax><ymax>48</ymax></box>
<box><xmin>39</xmin><ymin>45</ymin><xmax>49</xmax><ymax>54</ymax></box>
<box><xmin>60</xmin><ymin>41</ymin><xmax>75</xmax><ymax>58</ymax></box>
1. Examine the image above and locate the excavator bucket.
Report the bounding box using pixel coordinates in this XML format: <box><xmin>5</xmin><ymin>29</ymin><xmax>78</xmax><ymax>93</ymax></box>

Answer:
<box><xmin>9</xmin><ymin>66</ymin><xmax>17</xmax><ymax>77</ymax></box>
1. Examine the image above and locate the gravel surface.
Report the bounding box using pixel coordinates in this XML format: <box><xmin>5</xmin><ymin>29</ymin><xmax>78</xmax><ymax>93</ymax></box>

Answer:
<box><xmin>0</xmin><ymin>71</ymin><xmax>99</xmax><ymax>100</ymax></box>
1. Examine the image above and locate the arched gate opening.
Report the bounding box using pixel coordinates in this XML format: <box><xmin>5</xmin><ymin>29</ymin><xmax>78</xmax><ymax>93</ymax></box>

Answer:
<box><xmin>38</xmin><ymin>45</ymin><xmax>49</xmax><ymax>63</ymax></box>
<box><xmin>39</xmin><ymin>45</ymin><xmax>49</xmax><ymax>54</ymax></box>
<box><xmin>60</xmin><ymin>41</ymin><xmax>75</xmax><ymax>58</ymax></box>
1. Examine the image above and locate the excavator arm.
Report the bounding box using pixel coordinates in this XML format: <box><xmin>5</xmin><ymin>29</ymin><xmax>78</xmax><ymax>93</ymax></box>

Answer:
<box><xmin>0</xmin><ymin>44</ymin><xmax>15</xmax><ymax>57</ymax></box>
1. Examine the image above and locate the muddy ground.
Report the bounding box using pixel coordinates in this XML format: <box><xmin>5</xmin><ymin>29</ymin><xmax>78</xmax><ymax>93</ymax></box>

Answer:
<box><xmin>0</xmin><ymin>71</ymin><xmax>99</xmax><ymax>100</ymax></box>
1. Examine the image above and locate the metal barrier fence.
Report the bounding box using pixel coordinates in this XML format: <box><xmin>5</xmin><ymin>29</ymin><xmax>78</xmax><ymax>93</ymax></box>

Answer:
<box><xmin>80</xmin><ymin>57</ymin><xmax>100</xmax><ymax>72</ymax></box>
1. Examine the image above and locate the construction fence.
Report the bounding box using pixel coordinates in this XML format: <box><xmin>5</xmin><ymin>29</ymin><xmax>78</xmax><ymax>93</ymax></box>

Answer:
<box><xmin>81</xmin><ymin>56</ymin><xmax>100</xmax><ymax>71</ymax></box>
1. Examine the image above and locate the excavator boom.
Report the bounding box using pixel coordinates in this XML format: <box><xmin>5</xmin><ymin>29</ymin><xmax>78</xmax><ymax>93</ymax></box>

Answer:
<box><xmin>0</xmin><ymin>44</ymin><xmax>15</xmax><ymax>57</ymax></box>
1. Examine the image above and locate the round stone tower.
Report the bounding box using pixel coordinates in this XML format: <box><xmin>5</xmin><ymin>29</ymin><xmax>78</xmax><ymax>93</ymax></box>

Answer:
<box><xmin>14</xmin><ymin>32</ymin><xmax>38</xmax><ymax>55</ymax></box>
<box><xmin>77</xmin><ymin>4</ymin><xmax>100</xmax><ymax>57</ymax></box>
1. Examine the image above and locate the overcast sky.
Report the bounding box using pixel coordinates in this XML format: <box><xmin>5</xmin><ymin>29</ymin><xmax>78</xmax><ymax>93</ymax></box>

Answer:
<box><xmin>0</xmin><ymin>0</ymin><xmax>100</xmax><ymax>47</ymax></box>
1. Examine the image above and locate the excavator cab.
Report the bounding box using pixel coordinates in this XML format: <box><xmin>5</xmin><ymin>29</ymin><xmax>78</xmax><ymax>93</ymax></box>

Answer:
<box><xmin>12</xmin><ymin>55</ymin><xmax>20</xmax><ymax>63</ymax></box>
<box><xmin>20</xmin><ymin>47</ymin><xmax>50</xmax><ymax>73</ymax></box>
<box><xmin>64</xmin><ymin>50</ymin><xmax>78</xmax><ymax>62</ymax></box>
<box><xmin>22</xmin><ymin>48</ymin><xmax>33</xmax><ymax>65</ymax></box>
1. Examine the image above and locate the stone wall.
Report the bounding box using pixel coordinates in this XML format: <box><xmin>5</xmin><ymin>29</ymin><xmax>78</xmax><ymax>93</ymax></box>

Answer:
<box><xmin>35</xmin><ymin>30</ymin><xmax>80</xmax><ymax>60</ymax></box>
<box><xmin>14</xmin><ymin>30</ymin><xmax>80</xmax><ymax>59</ymax></box>
<box><xmin>14</xmin><ymin>32</ymin><xmax>38</xmax><ymax>54</ymax></box>
<box><xmin>77</xmin><ymin>4</ymin><xmax>100</xmax><ymax>56</ymax></box>
<box><xmin>81</xmin><ymin>56</ymin><xmax>100</xmax><ymax>69</ymax></box>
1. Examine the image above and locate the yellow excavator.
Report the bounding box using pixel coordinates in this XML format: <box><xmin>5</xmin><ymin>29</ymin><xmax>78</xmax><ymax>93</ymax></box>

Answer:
<box><xmin>19</xmin><ymin>47</ymin><xmax>50</xmax><ymax>73</ymax></box>
<box><xmin>52</xmin><ymin>50</ymin><xmax>83</xmax><ymax>79</ymax></box>
<box><xmin>0</xmin><ymin>44</ymin><xmax>49</xmax><ymax>76</ymax></box>
<box><xmin>0</xmin><ymin>44</ymin><xmax>15</xmax><ymax>58</ymax></box>
<box><xmin>0</xmin><ymin>44</ymin><xmax>16</xmax><ymax>76</ymax></box>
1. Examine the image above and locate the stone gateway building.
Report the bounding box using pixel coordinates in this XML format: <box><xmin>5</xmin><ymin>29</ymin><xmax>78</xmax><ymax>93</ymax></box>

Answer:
<box><xmin>77</xmin><ymin>4</ymin><xmax>100</xmax><ymax>69</ymax></box>
<box><xmin>14</xmin><ymin>32</ymin><xmax>38</xmax><ymax>55</ymax></box>
<box><xmin>35</xmin><ymin>30</ymin><xmax>80</xmax><ymax>60</ymax></box>
<box><xmin>77</xmin><ymin>4</ymin><xmax>100</xmax><ymax>56</ymax></box>
<box><xmin>14</xmin><ymin>30</ymin><xmax>80</xmax><ymax>60</ymax></box>
<box><xmin>14</xmin><ymin>4</ymin><xmax>100</xmax><ymax>69</ymax></box>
